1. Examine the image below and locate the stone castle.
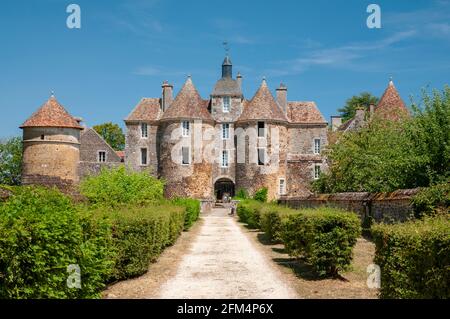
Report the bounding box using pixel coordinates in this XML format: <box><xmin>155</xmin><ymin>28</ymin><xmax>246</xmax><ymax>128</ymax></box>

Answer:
<box><xmin>20</xmin><ymin>55</ymin><xmax>406</xmax><ymax>201</ymax></box>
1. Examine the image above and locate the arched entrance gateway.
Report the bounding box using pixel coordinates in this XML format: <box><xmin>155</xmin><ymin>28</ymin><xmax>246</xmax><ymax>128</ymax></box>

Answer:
<box><xmin>214</xmin><ymin>178</ymin><xmax>235</xmax><ymax>201</ymax></box>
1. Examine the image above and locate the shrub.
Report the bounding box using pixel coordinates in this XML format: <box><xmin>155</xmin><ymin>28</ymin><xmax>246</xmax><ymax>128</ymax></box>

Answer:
<box><xmin>254</xmin><ymin>187</ymin><xmax>268</xmax><ymax>203</ymax></box>
<box><xmin>91</xmin><ymin>204</ymin><xmax>185</xmax><ymax>281</ymax></box>
<box><xmin>0</xmin><ymin>187</ymin><xmax>112</xmax><ymax>299</ymax></box>
<box><xmin>372</xmin><ymin>216</ymin><xmax>450</xmax><ymax>299</ymax></box>
<box><xmin>79</xmin><ymin>166</ymin><xmax>164</xmax><ymax>207</ymax></box>
<box><xmin>237</xmin><ymin>199</ymin><xmax>264</xmax><ymax>229</ymax></box>
<box><xmin>260</xmin><ymin>206</ymin><xmax>299</xmax><ymax>242</ymax></box>
<box><xmin>235</xmin><ymin>188</ymin><xmax>249</xmax><ymax>200</ymax></box>
<box><xmin>172</xmin><ymin>198</ymin><xmax>200</xmax><ymax>230</ymax></box>
<box><xmin>412</xmin><ymin>183</ymin><xmax>449</xmax><ymax>217</ymax></box>
<box><xmin>281</xmin><ymin>208</ymin><xmax>361</xmax><ymax>277</ymax></box>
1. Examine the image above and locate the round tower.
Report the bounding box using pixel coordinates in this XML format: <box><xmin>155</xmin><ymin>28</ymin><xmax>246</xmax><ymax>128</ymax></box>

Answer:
<box><xmin>20</xmin><ymin>94</ymin><xmax>83</xmax><ymax>189</ymax></box>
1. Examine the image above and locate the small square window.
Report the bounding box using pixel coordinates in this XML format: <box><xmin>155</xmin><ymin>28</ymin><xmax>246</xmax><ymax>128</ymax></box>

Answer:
<box><xmin>182</xmin><ymin>121</ymin><xmax>190</xmax><ymax>137</ymax></box>
<box><xmin>182</xmin><ymin>146</ymin><xmax>190</xmax><ymax>165</ymax></box>
<box><xmin>223</xmin><ymin>97</ymin><xmax>230</xmax><ymax>113</ymax></box>
<box><xmin>141</xmin><ymin>123</ymin><xmax>148</xmax><ymax>138</ymax></box>
<box><xmin>98</xmin><ymin>151</ymin><xmax>106</xmax><ymax>163</ymax></box>
<box><xmin>314</xmin><ymin>164</ymin><xmax>321</xmax><ymax>180</ymax></box>
<box><xmin>141</xmin><ymin>148</ymin><xmax>148</xmax><ymax>166</ymax></box>
<box><xmin>222</xmin><ymin>123</ymin><xmax>230</xmax><ymax>140</ymax></box>
<box><xmin>314</xmin><ymin>139</ymin><xmax>321</xmax><ymax>154</ymax></box>
<box><xmin>258</xmin><ymin>122</ymin><xmax>265</xmax><ymax>137</ymax></box>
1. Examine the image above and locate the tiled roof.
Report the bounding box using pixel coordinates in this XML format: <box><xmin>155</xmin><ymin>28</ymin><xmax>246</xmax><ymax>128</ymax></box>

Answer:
<box><xmin>287</xmin><ymin>101</ymin><xmax>326</xmax><ymax>124</ymax></box>
<box><xmin>161</xmin><ymin>77</ymin><xmax>213</xmax><ymax>122</ymax></box>
<box><xmin>21</xmin><ymin>96</ymin><xmax>82</xmax><ymax>129</ymax></box>
<box><xmin>237</xmin><ymin>79</ymin><xmax>288</xmax><ymax>123</ymax></box>
<box><xmin>375</xmin><ymin>80</ymin><xmax>409</xmax><ymax>120</ymax></box>
<box><xmin>125</xmin><ymin>98</ymin><xmax>161</xmax><ymax>122</ymax></box>
<box><xmin>211</xmin><ymin>78</ymin><xmax>242</xmax><ymax>96</ymax></box>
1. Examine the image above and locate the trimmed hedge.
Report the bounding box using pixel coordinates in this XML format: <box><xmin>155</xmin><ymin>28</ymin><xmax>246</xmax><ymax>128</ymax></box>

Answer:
<box><xmin>237</xmin><ymin>199</ymin><xmax>265</xmax><ymax>229</ymax></box>
<box><xmin>281</xmin><ymin>208</ymin><xmax>361</xmax><ymax>277</ymax></box>
<box><xmin>260</xmin><ymin>206</ymin><xmax>299</xmax><ymax>242</ymax></box>
<box><xmin>0</xmin><ymin>187</ymin><xmax>112</xmax><ymax>299</ymax></box>
<box><xmin>172</xmin><ymin>198</ymin><xmax>201</xmax><ymax>230</ymax></box>
<box><xmin>372</xmin><ymin>216</ymin><xmax>450</xmax><ymax>298</ymax></box>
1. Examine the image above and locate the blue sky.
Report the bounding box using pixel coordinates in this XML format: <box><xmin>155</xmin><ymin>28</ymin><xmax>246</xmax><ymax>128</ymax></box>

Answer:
<box><xmin>0</xmin><ymin>0</ymin><xmax>449</xmax><ymax>137</ymax></box>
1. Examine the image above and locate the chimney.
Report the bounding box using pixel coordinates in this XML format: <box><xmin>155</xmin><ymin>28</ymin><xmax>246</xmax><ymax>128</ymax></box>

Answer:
<box><xmin>161</xmin><ymin>81</ymin><xmax>173</xmax><ymax>112</ymax></box>
<box><xmin>237</xmin><ymin>72</ymin><xmax>242</xmax><ymax>89</ymax></box>
<box><xmin>330</xmin><ymin>116</ymin><xmax>342</xmax><ymax>132</ymax></box>
<box><xmin>276</xmin><ymin>83</ymin><xmax>288</xmax><ymax>114</ymax></box>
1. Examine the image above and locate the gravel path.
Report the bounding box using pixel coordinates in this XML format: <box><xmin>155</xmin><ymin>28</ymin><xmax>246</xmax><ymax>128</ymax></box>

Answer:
<box><xmin>157</xmin><ymin>208</ymin><xmax>298</xmax><ymax>299</ymax></box>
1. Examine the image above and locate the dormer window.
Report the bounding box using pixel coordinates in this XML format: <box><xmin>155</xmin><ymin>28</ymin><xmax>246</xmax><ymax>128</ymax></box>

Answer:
<box><xmin>223</xmin><ymin>96</ymin><xmax>230</xmax><ymax>113</ymax></box>
<box><xmin>182</xmin><ymin>121</ymin><xmax>190</xmax><ymax>137</ymax></box>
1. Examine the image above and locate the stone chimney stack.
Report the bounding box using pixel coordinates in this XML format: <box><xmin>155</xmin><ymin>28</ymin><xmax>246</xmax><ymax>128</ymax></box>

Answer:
<box><xmin>237</xmin><ymin>72</ymin><xmax>242</xmax><ymax>89</ymax></box>
<box><xmin>161</xmin><ymin>81</ymin><xmax>173</xmax><ymax>112</ymax></box>
<box><xmin>331</xmin><ymin>116</ymin><xmax>342</xmax><ymax>131</ymax></box>
<box><xmin>276</xmin><ymin>83</ymin><xmax>288</xmax><ymax>114</ymax></box>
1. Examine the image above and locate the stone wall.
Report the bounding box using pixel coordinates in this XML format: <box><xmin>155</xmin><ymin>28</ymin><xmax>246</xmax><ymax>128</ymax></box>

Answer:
<box><xmin>125</xmin><ymin>123</ymin><xmax>159</xmax><ymax>175</ymax></box>
<box><xmin>279</xmin><ymin>188</ymin><xmax>421</xmax><ymax>223</ymax></box>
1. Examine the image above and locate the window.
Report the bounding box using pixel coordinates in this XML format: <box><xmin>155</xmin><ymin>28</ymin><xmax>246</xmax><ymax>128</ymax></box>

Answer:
<box><xmin>98</xmin><ymin>151</ymin><xmax>106</xmax><ymax>163</ymax></box>
<box><xmin>141</xmin><ymin>148</ymin><xmax>148</xmax><ymax>166</ymax></box>
<box><xmin>182</xmin><ymin>146</ymin><xmax>190</xmax><ymax>165</ymax></box>
<box><xmin>314</xmin><ymin>139</ymin><xmax>321</xmax><ymax>154</ymax></box>
<box><xmin>222</xmin><ymin>123</ymin><xmax>230</xmax><ymax>140</ymax></box>
<box><xmin>279</xmin><ymin>178</ymin><xmax>286</xmax><ymax>195</ymax></box>
<box><xmin>223</xmin><ymin>96</ymin><xmax>230</xmax><ymax>113</ymax></box>
<box><xmin>221</xmin><ymin>150</ymin><xmax>229</xmax><ymax>168</ymax></box>
<box><xmin>40</xmin><ymin>135</ymin><xmax>45</xmax><ymax>140</ymax></box>
<box><xmin>314</xmin><ymin>164</ymin><xmax>321</xmax><ymax>180</ymax></box>
<box><xmin>258</xmin><ymin>121</ymin><xmax>265</xmax><ymax>137</ymax></box>
<box><xmin>141</xmin><ymin>123</ymin><xmax>148</xmax><ymax>138</ymax></box>
<box><xmin>258</xmin><ymin>148</ymin><xmax>266</xmax><ymax>166</ymax></box>
<box><xmin>182</xmin><ymin>121</ymin><xmax>190</xmax><ymax>137</ymax></box>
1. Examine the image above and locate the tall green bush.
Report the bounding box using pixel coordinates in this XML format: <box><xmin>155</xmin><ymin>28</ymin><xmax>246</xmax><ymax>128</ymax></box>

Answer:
<box><xmin>0</xmin><ymin>187</ymin><xmax>112</xmax><ymax>299</ymax></box>
<box><xmin>412</xmin><ymin>182</ymin><xmax>449</xmax><ymax>217</ymax></box>
<box><xmin>172</xmin><ymin>198</ymin><xmax>200</xmax><ymax>230</ymax></box>
<box><xmin>237</xmin><ymin>199</ymin><xmax>264</xmax><ymax>229</ymax></box>
<box><xmin>254</xmin><ymin>188</ymin><xmax>268</xmax><ymax>203</ymax></box>
<box><xmin>80</xmin><ymin>166</ymin><xmax>164</xmax><ymax>207</ymax></box>
<box><xmin>372</xmin><ymin>216</ymin><xmax>450</xmax><ymax>298</ymax></box>
<box><xmin>281</xmin><ymin>208</ymin><xmax>361</xmax><ymax>277</ymax></box>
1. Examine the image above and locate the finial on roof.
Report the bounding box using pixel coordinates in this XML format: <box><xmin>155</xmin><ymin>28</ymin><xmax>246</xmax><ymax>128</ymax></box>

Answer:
<box><xmin>389</xmin><ymin>76</ymin><xmax>394</xmax><ymax>86</ymax></box>
<box><xmin>237</xmin><ymin>72</ymin><xmax>242</xmax><ymax>78</ymax></box>
<box><xmin>50</xmin><ymin>90</ymin><xmax>55</xmax><ymax>98</ymax></box>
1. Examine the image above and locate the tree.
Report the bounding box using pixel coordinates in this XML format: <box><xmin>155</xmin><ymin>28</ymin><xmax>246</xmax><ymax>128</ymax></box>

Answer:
<box><xmin>93</xmin><ymin>122</ymin><xmax>125</xmax><ymax>151</ymax></box>
<box><xmin>338</xmin><ymin>92</ymin><xmax>379</xmax><ymax>122</ymax></box>
<box><xmin>0</xmin><ymin>137</ymin><xmax>22</xmax><ymax>186</ymax></box>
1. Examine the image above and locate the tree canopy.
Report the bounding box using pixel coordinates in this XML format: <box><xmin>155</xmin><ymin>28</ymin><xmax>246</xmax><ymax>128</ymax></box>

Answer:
<box><xmin>0</xmin><ymin>137</ymin><xmax>22</xmax><ymax>186</ymax></box>
<box><xmin>93</xmin><ymin>122</ymin><xmax>125</xmax><ymax>151</ymax></box>
<box><xmin>338</xmin><ymin>92</ymin><xmax>379</xmax><ymax>122</ymax></box>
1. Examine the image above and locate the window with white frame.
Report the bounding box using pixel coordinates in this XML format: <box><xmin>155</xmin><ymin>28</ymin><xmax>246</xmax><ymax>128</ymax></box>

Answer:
<box><xmin>314</xmin><ymin>164</ymin><xmax>321</xmax><ymax>180</ymax></box>
<box><xmin>258</xmin><ymin>148</ymin><xmax>266</xmax><ymax>166</ymax></box>
<box><xmin>182</xmin><ymin>121</ymin><xmax>190</xmax><ymax>137</ymax></box>
<box><xmin>221</xmin><ymin>150</ymin><xmax>229</xmax><ymax>168</ymax></box>
<box><xmin>141</xmin><ymin>123</ymin><xmax>148</xmax><ymax>138</ymax></box>
<box><xmin>279</xmin><ymin>178</ymin><xmax>286</xmax><ymax>195</ymax></box>
<box><xmin>140</xmin><ymin>148</ymin><xmax>148</xmax><ymax>166</ymax></box>
<box><xmin>223</xmin><ymin>96</ymin><xmax>230</xmax><ymax>113</ymax></box>
<box><xmin>222</xmin><ymin>123</ymin><xmax>230</xmax><ymax>140</ymax></box>
<box><xmin>258</xmin><ymin>121</ymin><xmax>265</xmax><ymax>137</ymax></box>
<box><xmin>314</xmin><ymin>138</ymin><xmax>321</xmax><ymax>154</ymax></box>
<box><xmin>182</xmin><ymin>146</ymin><xmax>190</xmax><ymax>165</ymax></box>
<box><xmin>98</xmin><ymin>151</ymin><xmax>106</xmax><ymax>163</ymax></box>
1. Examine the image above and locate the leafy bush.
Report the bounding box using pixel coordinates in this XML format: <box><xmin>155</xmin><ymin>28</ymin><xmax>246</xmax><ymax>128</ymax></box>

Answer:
<box><xmin>0</xmin><ymin>137</ymin><xmax>22</xmax><ymax>186</ymax></box>
<box><xmin>237</xmin><ymin>199</ymin><xmax>264</xmax><ymax>229</ymax></box>
<box><xmin>412</xmin><ymin>183</ymin><xmax>449</xmax><ymax>217</ymax></box>
<box><xmin>254</xmin><ymin>187</ymin><xmax>268</xmax><ymax>203</ymax></box>
<box><xmin>281</xmin><ymin>208</ymin><xmax>361</xmax><ymax>277</ymax></box>
<box><xmin>80</xmin><ymin>166</ymin><xmax>164</xmax><ymax>207</ymax></box>
<box><xmin>0</xmin><ymin>187</ymin><xmax>112</xmax><ymax>299</ymax></box>
<box><xmin>172</xmin><ymin>198</ymin><xmax>200</xmax><ymax>230</ymax></box>
<box><xmin>372</xmin><ymin>216</ymin><xmax>450</xmax><ymax>298</ymax></box>
<box><xmin>235</xmin><ymin>188</ymin><xmax>249</xmax><ymax>199</ymax></box>
<box><xmin>260</xmin><ymin>206</ymin><xmax>299</xmax><ymax>242</ymax></box>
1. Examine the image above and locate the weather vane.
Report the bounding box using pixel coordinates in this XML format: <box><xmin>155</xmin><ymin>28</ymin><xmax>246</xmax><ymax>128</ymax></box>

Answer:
<box><xmin>223</xmin><ymin>41</ymin><xmax>230</xmax><ymax>55</ymax></box>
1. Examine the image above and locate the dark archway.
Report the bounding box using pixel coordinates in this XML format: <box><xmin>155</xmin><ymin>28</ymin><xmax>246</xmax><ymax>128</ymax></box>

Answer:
<box><xmin>214</xmin><ymin>178</ymin><xmax>235</xmax><ymax>201</ymax></box>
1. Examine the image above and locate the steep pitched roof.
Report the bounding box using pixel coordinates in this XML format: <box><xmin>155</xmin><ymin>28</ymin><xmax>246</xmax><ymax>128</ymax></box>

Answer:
<box><xmin>238</xmin><ymin>79</ymin><xmax>288</xmax><ymax>123</ymax></box>
<box><xmin>375</xmin><ymin>80</ymin><xmax>409</xmax><ymax>120</ymax></box>
<box><xmin>287</xmin><ymin>102</ymin><xmax>326</xmax><ymax>124</ymax></box>
<box><xmin>161</xmin><ymin>77</ymin><xmax>213</xmax><ymax>122</ymax></box>
<box><xmin>125</xmin><ymin>98</ymin><xmax>161</xmax><ymax>122</ymax></box>
<box><xmin>211</xmin><ymin>78</ymin><xmax>242</xmax><ymax>96</ymax></box>
<box><xmin>80</xmin><ymin>128</ymin><xmax>122</xmax><ymax>162</ymax></box>
<box><xmin>21</xmin><ymin>96</ymin><xmax>82</xmax><ymax>129</ymax></box>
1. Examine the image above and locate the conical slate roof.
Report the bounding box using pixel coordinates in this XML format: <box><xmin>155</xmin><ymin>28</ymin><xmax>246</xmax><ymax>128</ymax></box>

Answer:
<box><xmin>237</xmin><ymin>79</ymin><xmax>288</xmax><ymax>123</ymax></box>
<box><xmin>375</xmin><ymin>80</ymin><xmax>409</xmax><ymax>120</ymax></box>
<box><xmin>20</xmin><ymin>96</ymin><xmax>82</xmax><ymax>129</ymax></box>
<box><xmin>161</xmin><ymin>77</ymin><xmax>213</xmax><ymax>122</ymax></box>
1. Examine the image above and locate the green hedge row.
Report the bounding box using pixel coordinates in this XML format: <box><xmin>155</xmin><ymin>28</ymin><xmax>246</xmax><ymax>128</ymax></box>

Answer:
<box><xmin>237</xmin><ymin>200</ymin><xmax>361</xmax><ymax>277</ymax></box>
<box><xmin>171</xmin><ymin>198</ymin><xmax>201</xmax><ymax>230</ymax></box>
<box><xmin>372</xmin><ymin>216</ymin><xmax>450</xmax><ymax>298</ymax></box>
<box><xmin>0</xmin><ymin>186</ymin><xmax>198</xmax><ymax>298</ymax></box>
